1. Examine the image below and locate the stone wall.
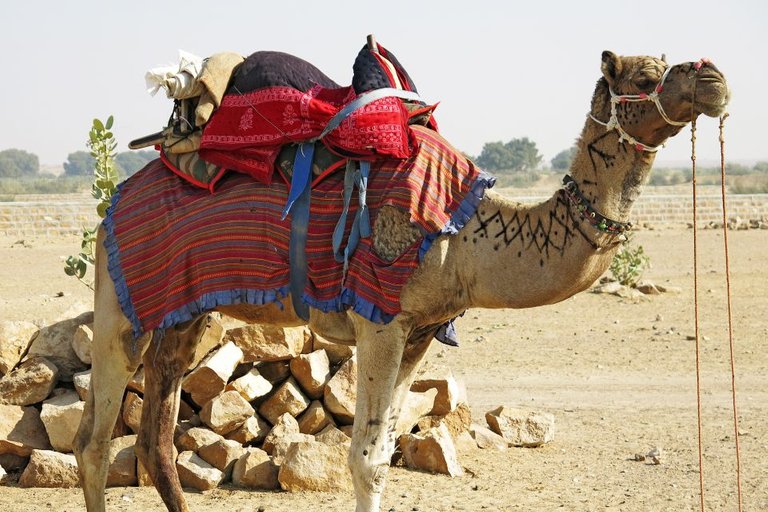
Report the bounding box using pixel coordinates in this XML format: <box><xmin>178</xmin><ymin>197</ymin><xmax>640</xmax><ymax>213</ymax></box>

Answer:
<box><xmin>0</xmin><ymin>198</ymin><xmax>99</xmax><ymax>237</ymax></box>
<box><xmin>1</xmin><ymin>194</ymin><xmax>767</xmax><ymax>238</ymax></box>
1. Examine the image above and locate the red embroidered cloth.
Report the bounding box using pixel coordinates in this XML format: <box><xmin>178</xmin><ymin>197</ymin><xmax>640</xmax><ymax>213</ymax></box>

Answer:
<box><xmin>199</xmin><ymin>85</ymin><xmax>413</xmax><ymax>184</ymax></box>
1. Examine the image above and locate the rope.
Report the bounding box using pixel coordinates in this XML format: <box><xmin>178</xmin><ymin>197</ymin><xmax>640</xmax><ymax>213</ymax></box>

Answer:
<box><xmin>718</xmin><ymin>113</ymin><xmax>744</xmax><ymax>511</ymax></box>
<box><xmin>691</xmin><ymin>75</ymin><xmax>742</xmax><ymax>511</ymax></box>
<box><xmin>690</xmin><ymin>115</ymin><xmax>707</xmax><ymax>512</ymax></box>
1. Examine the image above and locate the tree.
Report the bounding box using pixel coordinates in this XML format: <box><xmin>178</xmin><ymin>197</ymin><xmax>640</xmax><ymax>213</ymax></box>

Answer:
<box><xmin>476</xmin><ymin>138</ymin><xmax>542</xmax><ymax>172</ymax></box>
<box><xmin>115</xmin><ymin>150</ymin><xmax>158</xmax><ymax>177</ymax></box>
<box><xmin>64</xmin><ymin>151</ymin><xmax>96</xmax><ymax>176</ymax></box>
<box><xmin>475</xmin><ymin>141</ymin><xmax>512</xmax><ymax>171</ymax></box>
<box><xmin>505</xmin><ymin>137</ymin><xmax>542</xmax><ymax>172</ymax></box>
<box><xmin>753</xmin><ymin>161</ymin><xmax>768</xmax><ymax>173</ymax></box>
<box><xmin>551</xmin><ymin>146</ymin><xmax>577</xmax><ymax>171</ymax></box>
<box><xmin>0</xmin><ymin>149</ymin><xmax>39</xmax><ymax>177</ymax></box>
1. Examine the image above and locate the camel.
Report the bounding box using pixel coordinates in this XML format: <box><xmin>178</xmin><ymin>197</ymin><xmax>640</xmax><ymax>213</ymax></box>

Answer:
<box><xmin>73</xmin><ymin>50</ymin><xmax>729</xmax><ymax>512</ymax></box>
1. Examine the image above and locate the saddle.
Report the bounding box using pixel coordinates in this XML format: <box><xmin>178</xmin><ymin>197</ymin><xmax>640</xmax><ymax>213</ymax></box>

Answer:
<box><xmin>135</xmin><ymin>37</ymin><xmax>436</xmax><ymax>190</ymax></box>
<box><xmin>132</xmin><ymin>36</ymin><xmax>437</xmax><ymax>322</ymax></box>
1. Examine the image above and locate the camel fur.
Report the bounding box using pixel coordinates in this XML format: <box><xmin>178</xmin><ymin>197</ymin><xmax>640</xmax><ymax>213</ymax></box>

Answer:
<box><xmin>74</xmin><ymin>51</ymin><xmax>729</xmax><ymax>512</ymax></box>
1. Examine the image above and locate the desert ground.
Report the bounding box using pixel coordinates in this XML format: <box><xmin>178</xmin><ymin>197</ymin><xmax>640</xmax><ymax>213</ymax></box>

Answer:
<box><xmin>0</xmin><ymin>225</ymin><xmax>765</xmax><ymax>512</ymax></box>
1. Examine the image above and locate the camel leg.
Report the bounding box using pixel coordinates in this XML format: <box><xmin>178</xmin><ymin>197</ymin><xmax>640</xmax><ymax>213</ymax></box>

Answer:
<box><xmin>389</xmin><ymin>330</ymin><xmax>434</xmax><ymax>431</ymax></box>
<box><xmin>348</xmin><ymin>317</ymin><xmax>411</xmax><ymax>512</ymax></box>
<box><xmin>74</xmin><ymin>241</ymin><xmax>151</xmax><ymax>512</ymax></box>
<box><xmin>134</xmin><ymin>316</ymin><xmax>207</xmax><ymax>512</ymax></box>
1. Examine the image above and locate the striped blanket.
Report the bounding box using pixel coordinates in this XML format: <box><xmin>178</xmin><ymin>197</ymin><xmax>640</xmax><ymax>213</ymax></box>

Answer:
<box><xmin>105</xmin><ymin>126</ymin><xmax>494</xmax><ymax>338</ymax></box>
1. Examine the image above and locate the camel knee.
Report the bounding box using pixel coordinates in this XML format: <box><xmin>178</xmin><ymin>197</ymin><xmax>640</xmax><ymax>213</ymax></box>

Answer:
<box><xmin>349</xmin><ymin>445</ymin><xmax>389</xmax><ymax>512</ymax></box>
<box><xmin>348</xmin><ymin>435</ymin><xmax>392</xmax><ymax>496</ymax></box>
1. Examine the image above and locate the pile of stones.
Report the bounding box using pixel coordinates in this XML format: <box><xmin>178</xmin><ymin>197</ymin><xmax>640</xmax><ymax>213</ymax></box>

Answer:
<box><xmin>0</xmin><ymin>311</ymin><xmax>555</xmax><ymax>491</ymax></box>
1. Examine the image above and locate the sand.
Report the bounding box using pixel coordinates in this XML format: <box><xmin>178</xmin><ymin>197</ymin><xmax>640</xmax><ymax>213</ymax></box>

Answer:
<box><xmin>0</xmin><ymin>228</ymin><xmax>765</xmax><ymax>511</ymax></box>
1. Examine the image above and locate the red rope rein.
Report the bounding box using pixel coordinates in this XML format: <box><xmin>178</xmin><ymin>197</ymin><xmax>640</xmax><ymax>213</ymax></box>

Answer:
<box><xmin>717</xmin><ymin>113</ymin><xmax>744</xmax><ymax>511</ymax></box>
<box><xmin>690</xmin><ymin>116</ymin><xmax>707</xmax><ymax>512</ymax></box>
<box><xmin>691</xmin><ymin>110</ymin><xmax>743</xmax><ymax>511</ymax></box>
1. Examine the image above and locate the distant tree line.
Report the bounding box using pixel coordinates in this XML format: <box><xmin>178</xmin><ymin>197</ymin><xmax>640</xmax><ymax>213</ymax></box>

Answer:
<box><xmin>0</xmin><ymin>148</ymin><xmax>157</xmax><ymax>178</ymax></box>
<box><xmin>470</xmin><ymin>138</ymin><xmax>577</xmax><ymax>174</ymax></box>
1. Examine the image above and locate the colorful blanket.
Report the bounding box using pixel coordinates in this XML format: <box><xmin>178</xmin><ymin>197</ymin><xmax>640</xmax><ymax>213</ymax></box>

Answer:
<box><xmin>105</xmin><ymin>126</ymin><xmax>494</xmax><ymax>339</ymax></box>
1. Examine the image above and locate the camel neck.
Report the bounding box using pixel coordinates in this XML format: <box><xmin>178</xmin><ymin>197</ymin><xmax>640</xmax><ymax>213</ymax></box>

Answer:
<box><xmin>458</xmin><ymin>117</ymin><xmax>657</xmax><ymax>310</ymax></box>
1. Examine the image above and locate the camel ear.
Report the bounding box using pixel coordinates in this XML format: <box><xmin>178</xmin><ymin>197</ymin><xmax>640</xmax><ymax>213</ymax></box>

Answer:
<box><xmin>601</xmin><ymin>51</ymin><xmax>622</xmax><ymax>82</ymax></box>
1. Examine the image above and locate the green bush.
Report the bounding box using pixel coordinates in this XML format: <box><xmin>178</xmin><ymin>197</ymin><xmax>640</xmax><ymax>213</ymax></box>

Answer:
<box><xmin>64</xmin><ymin>116</ymin><xmax>119</xmax><ymax>288</ymax></box>
<box><xmin>0</xmin><ymin>176</ymin><xmax>90</xmax><ymax>195</ymax></box>
<box><xmin>729</xmin><ymin>175</ymin><xmax>768</xmax><ymax>194</ymax></box>
<box><xmin>610</xmin><ymin>240</ymin><xmax>650</xmax><ymax>287</ymax></box>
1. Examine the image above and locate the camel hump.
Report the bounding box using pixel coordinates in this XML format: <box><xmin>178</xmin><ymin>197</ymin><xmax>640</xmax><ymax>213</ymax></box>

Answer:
<box><xmin>228</xmin><ymin>51</ymin><xmax>340</xmax><ymax>94</ymax></box>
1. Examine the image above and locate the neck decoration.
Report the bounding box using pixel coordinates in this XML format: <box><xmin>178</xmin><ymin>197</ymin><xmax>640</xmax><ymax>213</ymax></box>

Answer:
<box><xmin>562</xmin><ymin>175</ymin><xmax>631</xmax><ymax>236</ymax></box>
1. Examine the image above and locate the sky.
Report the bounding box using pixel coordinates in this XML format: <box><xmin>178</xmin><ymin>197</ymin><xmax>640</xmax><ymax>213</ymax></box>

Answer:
<box><xmin>1</xmin><ymin>1</ymin><xmax>766</xmax><ymax>169</ymax></box>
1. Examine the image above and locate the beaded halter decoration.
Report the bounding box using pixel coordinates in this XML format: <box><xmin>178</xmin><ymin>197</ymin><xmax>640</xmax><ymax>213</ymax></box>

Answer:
<box><xmin>562</xmin><ymin>174</ymin><xmax>631</xmax><ymax>236</ymax></box>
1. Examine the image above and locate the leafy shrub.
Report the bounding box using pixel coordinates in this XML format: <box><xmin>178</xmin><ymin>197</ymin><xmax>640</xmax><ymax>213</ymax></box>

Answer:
<box><xmin>609</xmin><ymin>240</ymin><xmax>650</xmax><ymax>287</ymax></box>
<box><xmin>64</xmin><ymin>116</ymin><xmax>119</xmax><ymax>288</ymax></box>
<box><xmin>0</xmin><ymin>176</ymin><xmax>90</xmax><ymax>195</ymax></box>
<box><xmin>729</xmin><ymin>175</ymin><xmax>768</xmax><ymax>194</ymax></box>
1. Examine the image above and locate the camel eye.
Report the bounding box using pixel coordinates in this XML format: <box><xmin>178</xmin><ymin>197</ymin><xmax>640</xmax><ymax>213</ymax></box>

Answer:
<box><xmin>634</xmin><ymin>76</ymin><xmax>654</xmax><ymax>90</ymax></box>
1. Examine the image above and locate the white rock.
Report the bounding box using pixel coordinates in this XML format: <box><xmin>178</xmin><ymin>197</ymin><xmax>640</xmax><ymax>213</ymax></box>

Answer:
<box><xmin>289</xmin><ymin>350</ymin><xmax>331</xmax><ymax>399</ymax></box>
<box><xmin>0</xmin><ymin>464</ymin><xmax>6</xmax><ymax>484</ymax></box>
<box><xmin>0</xmin><ymin>320</ymin><xmax>38</xmax><ymax>376</ymax></box>
<box><xmin>271</xmin><ymin>433</ymin><xmax>315</xmax><ymax>465</ymax></box>
<box><xmin>70</xmin><ymin>323</ymin><xmax>93</xmax><ymax>365</ymax></box>
<box><xmin>199</xmin><ymin>390</ymin><xmax>254</xmax><ymax>435</ymax></box>
<box><xmin>19</xmin><ymin>449</ymin><xmax>79</xmax><ymax>488</ymax></box>
<box><xmin>258</xmin><ymin>377</ymin><xmax>310</xmax><ymax>425</ymax></box>
<box><xmin>0</xmin><ymin>356</ymin><xmax>59</xmax><ymax>406</ymax></box>
<box><xmin>182</xmin><ymin>341</ymin><xmax>243</xmax><ymax>407</ymax></box>
<box><xmin>262</xmin><ymin>413</ymin><xmax>300</xmax><ymax>455</ymax></box>
<box><xmin>468</xmin><ymin>423</ymin><xmax>508</xmax><ymax>450</ymax></box>
<box><xmin>278</xmin><ymin>441</ymin><xmax>353</xmax><ymax>492</ymax></box>
<box><xmin>107</xmin><ymin>435</ymin><xmax>137</xmax><ymax>487</ymax></box>
<box><xmin>411</xmin><ymin>367</ymin><xmax>461</xmax><ymax>416</ymax></box>
<box><xmin>311</xmin><ymin>333</ymin><xmax>355</xmax><ymax>364</ymax></box>
<box><xmin>416</xmin><ymin>402</ymin><xmax>473</xmax><ymax>442</ymax></box>
<box><xmin>297</xmin><ymin>400</ymin><xmax>335</xmax><ymax>435</ymax></box>
<box><xmin>485</xmin><ymin>406</ymin><xmax>555</xmax><ymax>447</ymax></box>
<box><xmin>122</xmin><ymin>392</ymin><xmax>143</xmax><ymax>434</ymax></box>
<box><xmin>225</xmin><ymin>367</ymin><xmax>272</xmax><ymax>401</ymax></box>
<box><xmin>24</xmin><ymin>311</ymin><xmax>92</xmax><ymax>381</ymax></box>
<box><xmin>399</xmin><ymin>423</ymin><xmax>463</xmax><ymax>476</ymax></box>
<box><xmin>176</xmin><ymin>450</ymin><xmax>224</xmax><ymax>491</ymax></box>
<box><xmin>323</xmin><ymin>355</ymin><xmax>357</xmax><ymax>424</ymax></box>
<box><xmin>176</xmin><ymin>427</ymin><xmax>224</xmax><ymax>453</ymax></box>
<box><xmin>225</xmin><ymin>415</ymin><xmax>270</xmax><ymax>446</ymax></box>
<box><xmin>231</xmin><ymin>447</ymin><xmax>279</xmax><ymax>489</ymax></box>
<box><xmin>314</xmin><ymin>424</ymin><xmax>351</xmax><ymax>446</ymax></box>
<box><xmin>72</xmin><ymin>369</ymin><xmax>91</xmax><ymax>401</ymax></box>
<box><xmin>395</xmin><ymin>389</ymin><xmax>437</xmax><ymax>436</ymax></box>
<box><xmin>39</xmin><ymin>390</ymin><xmax>84</xmax><ymax>452</ymax></box>
<box><xmin>226</xmin><ymin>325</ymin><xmax>307</xmax><ymax>363</ymax></box>
<box><xmin>0</xmin><ymin>404</ymin><xmax>51</xmax><ymax>457</ymax></box>
<box><xmin>198</xmin><ymin>438</ymin><xmax>246</xmax><ymax>480</ymax></box>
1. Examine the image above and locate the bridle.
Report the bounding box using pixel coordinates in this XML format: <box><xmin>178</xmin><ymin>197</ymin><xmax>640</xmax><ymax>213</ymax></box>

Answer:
<box><xmin>589</xmin><ymin>58</ymin><xmax>711</xmax><ymax>152</ymax></box>
<box><xmin>562</xmin><ymin>58</ymin><xmax>712</xmax><ymax>247</ymax></box>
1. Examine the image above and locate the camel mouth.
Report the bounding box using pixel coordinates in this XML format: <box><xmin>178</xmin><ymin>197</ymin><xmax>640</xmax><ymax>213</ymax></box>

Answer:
<box><xmin>693</xmin><ymin>77</ymin><xmax>730</xmax><ymax>118</ymax></box>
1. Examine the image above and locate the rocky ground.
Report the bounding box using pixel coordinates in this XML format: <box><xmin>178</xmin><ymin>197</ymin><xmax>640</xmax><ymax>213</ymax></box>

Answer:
<box><xmin>0</xmin><ymin>227</ymin><xmax>766</xmax><ymax>511</ymax></box>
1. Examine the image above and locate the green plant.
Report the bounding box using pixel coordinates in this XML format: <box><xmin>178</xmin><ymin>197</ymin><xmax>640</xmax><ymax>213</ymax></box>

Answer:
<box><xmin>64</xmin><ymin>116</ymin><xmax>119</xmax><ymax>288</ymax></box>
<box><xmin>609</xmin><ymin>239</ymin><xmax>651</xmax><ymax>287</ymax></box>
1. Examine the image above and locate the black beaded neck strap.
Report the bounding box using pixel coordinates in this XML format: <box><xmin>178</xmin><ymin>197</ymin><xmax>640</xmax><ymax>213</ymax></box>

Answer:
<box><xmin>562</xmin><ymin>175</ymin><xmax>632</xmax><ymax>235</ymax></box>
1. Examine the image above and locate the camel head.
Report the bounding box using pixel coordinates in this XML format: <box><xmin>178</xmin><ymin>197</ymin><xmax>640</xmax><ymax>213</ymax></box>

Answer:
<box><xmin>591</xmin><ymin>51</ymin><xmax>730</xmax><ymax>151</ymax></box>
